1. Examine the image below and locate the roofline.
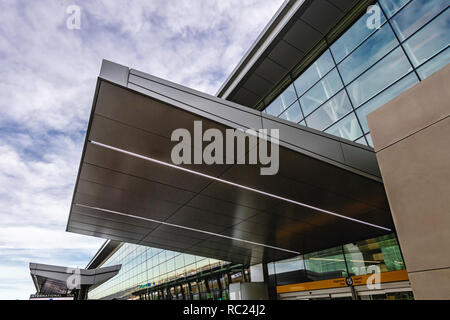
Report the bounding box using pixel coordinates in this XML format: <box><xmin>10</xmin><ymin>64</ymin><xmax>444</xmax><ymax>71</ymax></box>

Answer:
<box><xmin>216</xmin><ymin>0</ymin><xmax>305</xmax><ymax>98</ymax></box>
<box><xmin>85</xmin><ymin>239</ymin><xmax>122</xmax><ymax>269</ymax></box>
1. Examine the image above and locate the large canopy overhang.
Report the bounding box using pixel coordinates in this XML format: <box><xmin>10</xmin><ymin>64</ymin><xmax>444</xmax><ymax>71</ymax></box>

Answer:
<box><xmin>66</xmin><ymin>60</ymin><xmax>394</xmax><ymax>266</ymax></box>
<box><xmin>29</xmin><ymin>262</ymin><xmax>121</xmax><ymax>295</ymax></box>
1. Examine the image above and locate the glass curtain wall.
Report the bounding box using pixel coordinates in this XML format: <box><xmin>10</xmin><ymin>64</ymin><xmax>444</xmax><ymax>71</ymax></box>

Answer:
<box><xmin>88</xmin><ymin>243</ymin><xmax>228</xmax><ymax>300</ymax></box>
<box><xmin>268</xmin><ymin>233</ymin><xmax>405</xmax><ymax>286</ymax></box>
<box><xmin>263</xmin><ymin>0</ymin><xmax>449</xmax><ymax>147</ymax></box>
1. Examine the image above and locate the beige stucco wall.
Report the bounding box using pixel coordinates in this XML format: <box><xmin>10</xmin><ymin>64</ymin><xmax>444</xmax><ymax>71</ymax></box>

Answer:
<box><xmin>367</xmin><ymin>63</ymin><xmax>450</xmax><ymax>300</ymax></box>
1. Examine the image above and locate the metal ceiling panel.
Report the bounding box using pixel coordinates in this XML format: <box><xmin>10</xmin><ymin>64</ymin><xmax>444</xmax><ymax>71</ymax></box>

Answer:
<box><xmin>67</xmin><ymin>60</ymin><xmax>394</xmax><ymax>265</ymax></box>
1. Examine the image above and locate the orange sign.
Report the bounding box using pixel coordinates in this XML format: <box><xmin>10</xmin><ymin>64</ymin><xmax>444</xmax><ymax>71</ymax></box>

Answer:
<box><xmin>277</xmin><ymin>270</ymin><xmax>409</xmax><ymax>293</ymax></box>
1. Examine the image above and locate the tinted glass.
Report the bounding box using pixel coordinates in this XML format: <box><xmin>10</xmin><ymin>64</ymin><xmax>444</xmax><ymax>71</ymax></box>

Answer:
<box><xmin>379</xmin><ymin>0</ymin><xmax>411</xmax><ymax>18</ymax></box>
<box><xmin>356</xmin><ymin>72</ymin><xmax>419</xmax><ymax>133</ymax></box>
<box><xmin>355</xmin><ymin>136</ymin><xmax>368</xmax><ymax>146</ymax></box>
<box><xmin>347</xmin><ymin>46</ymin><xmax>412</xmax><ymax>107</ymax></box>
<box><xmin>306</xmin><ymin>90</ymin><xmax>353</xmax><ymax>131</ymax></box>
<box><xmin>331</xmin><ymin>7</ymin><xmax>387</xmax><ymax>63</ymax></box>
<box><xmin>300</xmin><ymin>68</ymin><xmax>343</xmax><ymax>116</ymax></box>
<box><xmin>304</xmin><ymin>246</ymin><xmax>348</xmax><ymax>281</ymax></box>
<box><xmin>265</xmin><ymin>84</ymin><xmax>297</xmax><ymax>116</ymax></box>
<box><xmin>417</xmin><ymin>46</ymin><xmax>450</xmax><ymax>80</ymax></box>
<box><xmin>343</xmin><ymin>234</ymin><xmax>406</xmax><ymax>276</ymax></box>
<box><xmin>293</xmin><ymin>49</ymin><xmax>334</xmax><ymax>96</ymax></box>
<box><xmin>390</xmin><ymin>0</ymin><xmax>447</xmax><ymax>41</ymax></box>
<box><xmin>325</xmin><ymin>112</ymin><xmax>363</xmax><ymax>141</ymax></box>
<box><xmin>402</xmin><ymin>9</ymin><xmax>450</xmax><ymax>67</ymax></box>
<box><xmin>279</xmin><ymin>101</ymin><xmax>303</xmax><ymax>123</ymax></box>
<box><xmin>338</xmin><ymin>23</ymin><xmax>399</xmax><ymax>85</ymax></box>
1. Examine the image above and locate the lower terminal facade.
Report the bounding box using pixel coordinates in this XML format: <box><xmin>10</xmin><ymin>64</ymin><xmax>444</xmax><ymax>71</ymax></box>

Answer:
<box><xmin>88</xmin><ymin>233</ymin><xmax>413</xmax><ymax>300</ymax></box>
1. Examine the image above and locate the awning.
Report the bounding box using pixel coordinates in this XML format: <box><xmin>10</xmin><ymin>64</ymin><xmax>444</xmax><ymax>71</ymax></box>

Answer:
<box><xmin>66</xmin><ymin>60</ymin><xmax>394</xmax><ymax>266</ymax></box>
<box><xmin>29</xmin><ymin>262</ymin><xmax>121</xmax><ymax>296</ymax></box>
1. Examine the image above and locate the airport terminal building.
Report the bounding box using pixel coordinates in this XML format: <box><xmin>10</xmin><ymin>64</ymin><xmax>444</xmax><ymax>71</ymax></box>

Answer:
<box><xmin>64</xmin><ymin>0</ymin><xmax>449</xmax><ymax>300</ymax></box>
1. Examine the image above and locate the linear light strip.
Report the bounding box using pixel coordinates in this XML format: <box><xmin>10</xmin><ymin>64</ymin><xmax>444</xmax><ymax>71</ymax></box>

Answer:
<box><xmin>74</xmin><ymin>203</ymin><xmax>301</xmax><ymax>255</ymax></box>
<box><xmin>89</xmin><ymin>140</ymin><xmax>391</xmax><ymax>232</ymax></box>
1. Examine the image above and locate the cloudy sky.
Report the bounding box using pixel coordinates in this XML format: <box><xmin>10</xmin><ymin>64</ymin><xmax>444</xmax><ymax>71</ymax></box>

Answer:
<box><xmin>0</xmin><ymin>0</ymin><xmax>284</xmax><ymax>299</ymax></box>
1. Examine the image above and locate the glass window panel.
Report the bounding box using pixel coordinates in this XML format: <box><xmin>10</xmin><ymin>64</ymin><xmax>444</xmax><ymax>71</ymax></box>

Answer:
<box><xmin>417</xmin><ymin>46</ymin><xmax>450</xmax><ymax>80</ymax></box>
<box><xmin>331</xmin><ymin>7</ymin><xmax>387</xmax><ymax>63</ymax></box>
<box><xmin>338</xmin><ymin>23</ymin><xmax>399</xmax><ymax>85</ymax></box>
<box><xmin>355</xmin><ymin>136</ymin><xmax>368</xmax><ymax>146</ymax></box>
<box><xmin>299</xmin><ymin>120</ymin><xmax>306</xmax><ymax>126</ymax></box>
<box><xmin>293</xmin><ymin>49</ymin><xmax>334</xmax><ymax>96</ymax></box>
<box><xmin>402</xmin><ymin>9</ymin><xmax>450</xmax><ymax>67</ymax></box>
<box><xmin>366</xmin><ymin>134</ymin><xmax>374</xmax><ymax>147</ymax></box>
<box><xmin>300</xmin><ymin>68</ymin><xmax>343</xmax><ymax>116</ymax></box>
<box><xmin>264</xmin><ymin>84</ymin><xmax>297</xmax><ymax>116</ymax></box>
<box><xmin>379</xmin><ymin>0</ymin><xmax>411</xmax><ymax>18</ymax></box>
<box><xmin>306</xmin><ymin>90</ymin><xmax>352</xmax><ymax>131</ymax></box>
<box><xmin>279</xmin><ymin>101</ymin><xmax>302</xmax><ymax>123</ymax></box>
<box><xmin>304</xmin><ymin>246</ymin><xmax>348</xmax><ymax>281</ymax></box>
<box><xmin>274</xmin><ymin>256</ymin><xmax>305</xmax><ymax>274</ymax></box>
<box><xmin>325</xmin><ymin>112</ymin><xmax>363</xmax><ymax>141</ymax></box>
<box><xmin>347</xmin><ymin>46</ymin><xmax>412</xmax><ymax>107</ymax></box>
<box><xmin>390</xmin><ymin>0</ymin><xmax>447</xmax><ymax>41</ymax></box>
<box><xmin>356</xmin><ymin>72</ymin><xmax>419</xmax><ymax>133</ymax></box>
<box><xmin>343</xmin><ymin>234</ymin><xmax>406</xmax><ymax>276</ymax></box>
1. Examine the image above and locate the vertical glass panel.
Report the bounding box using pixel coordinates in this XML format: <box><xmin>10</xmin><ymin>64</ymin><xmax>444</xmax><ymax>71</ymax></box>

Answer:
<box><xmin>279</xmin><ymin>101</ymin><xmax>303</xmax><ymax>123</ymax></box>
<box><xmin>379</xmin><ymin>0</ymin><xmax>411</xmax><ymax>18</ymax></box>
<box><xmin>293</xmin><ymin>49</ymin><xmax>334</xmax><ymax>96</ymax></box>
<box><xmin>331</xmin><ymin>7</ymin><xmax>387</xmax><ymax>63</ymax></box>
<box><xmin>325</xmin><ymin>112</ymin><xmax>363</xmax><ymax>141</ymax></box>
<box><xmin>343</xmin><ymin>234</ymin><xmax>406</xmax><ymax>276</ymax></box>
<box><xmin>264</xmin><ymin>84</ymin><xmax>297</xmax><ymax>116</ymax></box>
<box><xmin>356</xmin><ymin>72</ymin><xmax>419</xmax><ymax>133</ymax></box>
<box><xmin>347</xmin><ymin>46</ymin><xmax>412</xmax><ymax>107</ymax></box>
<box><xmin>300</xmin><ymin>68</ymin><xmax>343</xmax><ymax>116</ymax></box>
<box><xmin>304</xmin><ymin>246</ymin><xmax>348</xmax><ymax>281</ymax></box>
<box><xmin>417</xmin><ymin>46</ymin><xmax>450</xmax><ymax>79</ymax></box>
<box><xmin>402</xmin><ymin>9</ymin><xmax>450</xmax><ymax>67</ymax></box>
<box><xmin>299</xmin><ymin>120</ymin><xmax>306</xmax><ymax>126</ymax></box>
<box><xmin>366</xmin><ymin>134</ymin><xmax>374</xmax><ymax>147</ymax></box>
<box><xmin>306</xmin><ymin>90</ymin><xmax>353</xmax><ymax>131</ymax></box>
<box><xmin>390</xmin><ymin>0</ymin><xmax>447</xmax><ymax>41</ymax></box>
<box><xmin>338</xmin><ymin>23</ymin><xmax>399</xmax><ymax>85</ymax></box>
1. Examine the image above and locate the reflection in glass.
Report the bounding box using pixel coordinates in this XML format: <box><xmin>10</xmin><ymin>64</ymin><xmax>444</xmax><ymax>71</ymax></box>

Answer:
<box><xmin>304</xmin><ymin>246</ymin><xmax>348</xmax><ymax>281</ymax></box>
<box><xmin>379</xmin><ymin>0</ymin><xmax>411</xmax><ymax>18</ymax></box>
<box><xmin>366</xmin><ymin>134</ymin><xmax>374</xmax><ymax>147</ymax></box>
<box><xmin>338</xmin><ymin>23</ymin><xmax>398</xmax><ymax>85</ymax></box>
<box><xmin>402</xmin><ymin>9</ymin><xmax>450</xmax><ymax>67</ymax></box>
<box><xmin>356</xmin><ymin>72</ymin><xmax>419</xmax><ymax>133</ymax></box>
<box><xmin>293</xmin><ymin>49</ymin><xmax>334</xmax><ymax>96</ymax></box>
<box><xmin>300</xmin><ymin>68</ymin><xmax>343</xmax><ymax>116</ymax></box>
<box><xmin>265</xmin><ymin>84</ymin><xmax>297</xmax><ymax>116</ymax></box>
<box><xmin>306</xmin><ymin>90</ymin><xmax>352</xmax><ymax>131</ymax></box>
<box><xmin>325</xmin><ymin>112</ymin><xmax>363</xmax><ymax>141</ymax></box>
<box><xmin>279</xmin><ymin>101</ymin><xmax>303</xmax><ymax>123</ymax></box>
<box><xmin>355</xmin><ymin>136</ymin><xmax>368</xmax><ymax>146</ymax></box>
<box><xmin>347</xmin><ymin>47</ymin><xmax>412</xmax><ymax>107</ymax></box>
<box><xmin>390</xmin><ymin>0</ymin><xmax>447</xmax><ymax>41</ymax></box>
<box><xmin>417</xmin><ymin>46</ymin><xmax>450</xmax><ymax>80</ymax></box>
<box><xmin>331</xmin><ymin>7</ymin><xmax>387</xmax><ymax>63</ymax></box>
<box><xmin>343</xmin><ymin>234</ymin><xmax>405</xmax><ymax>276</ymax></box>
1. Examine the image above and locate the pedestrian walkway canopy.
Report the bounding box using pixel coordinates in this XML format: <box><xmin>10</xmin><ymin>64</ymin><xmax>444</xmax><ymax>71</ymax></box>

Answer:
<box><xmin>30</xmin><ymin>262</ymin><xmax>121</xmax><ymax>300</ymax></box>
<box><xmin>66</xmin><ymin>60</ymin><xmax>394</xmax><ymax>266</ymax></box>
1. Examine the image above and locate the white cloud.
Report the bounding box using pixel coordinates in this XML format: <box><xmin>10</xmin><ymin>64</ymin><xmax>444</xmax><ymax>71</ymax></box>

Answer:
<box><xmin>0</xmin><ymin>0</ymin><xmax>285</xmax><ymax>299</ymax></box>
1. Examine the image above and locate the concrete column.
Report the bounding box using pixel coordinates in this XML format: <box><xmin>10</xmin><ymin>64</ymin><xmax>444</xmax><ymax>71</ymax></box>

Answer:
<box><xmin>367</xmin><ymin>63</ymin><xmax>450</xmax><ymax>300</ymax></box>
